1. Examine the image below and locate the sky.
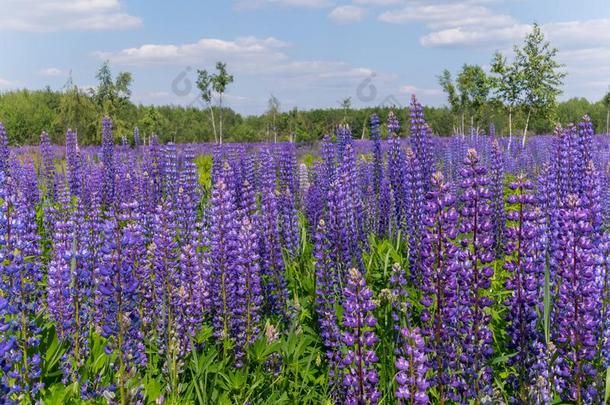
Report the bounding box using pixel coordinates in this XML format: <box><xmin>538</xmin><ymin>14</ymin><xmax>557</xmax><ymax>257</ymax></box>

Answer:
<box><xmin>0</xmin><ymin>0</ymin><xmax>609</xmax><ymax>115</ymax></box>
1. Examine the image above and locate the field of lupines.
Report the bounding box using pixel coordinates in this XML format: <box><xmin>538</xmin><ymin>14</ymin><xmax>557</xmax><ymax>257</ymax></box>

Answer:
<box><xmin>2</xmin><ymin>95</ymin><xmax>610</xmax><ymax>404</ymax></box>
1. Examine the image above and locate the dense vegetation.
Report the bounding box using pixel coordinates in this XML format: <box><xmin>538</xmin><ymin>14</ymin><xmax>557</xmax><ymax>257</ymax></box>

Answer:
<box><xmin>2</xmin><ymin>95</ymin><xmax>610</xmax><ymax>404</ymax></box>
<box><xmin>1</xmin><ymin>85</ymin><xmax>608</xmax><ymax>146</ymax></box>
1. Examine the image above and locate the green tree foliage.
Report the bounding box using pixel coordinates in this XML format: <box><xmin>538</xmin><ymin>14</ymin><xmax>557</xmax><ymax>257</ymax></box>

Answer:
<box><xmin>490</xmin><ymin>51</ymin><xmax>523</xmax><ymax>149</ymax></box>
<box><xmin>515</xmin><ymin>23</ymin><xmax>566</xmax><ymax>145</ymax></box>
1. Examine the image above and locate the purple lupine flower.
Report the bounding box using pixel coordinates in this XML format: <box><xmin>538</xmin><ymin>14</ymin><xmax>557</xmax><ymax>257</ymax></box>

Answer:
<box><xmin>336</xmin><ymin>124</ymin><xmax>352</xmax><ymax>162</ymax></box>
<box><xmin>314</xmin><ymin>219</ymin><xmax>342</xmax><ymax>384</ymax></box>
<box><xmin>387</xmin><ymin>111</ymin><xmax>401</xmax><ymax>136</ymax></box>
<box><xmin>581</xmin><ymin>161</ymin><xmax>603</xmax><ymax>243</ymax></box>
<box><xmin>577</xmin><ymin>114</ymin><xmax>594</xmax><ymax>168</ymax></box>
<box><xmin>387</xmin><ymin>133</ymin><xmax>407</xmax><ymax>235</ymax></box>
<box><xmin>552</xmin><ymin>194</ymin><xmax>600</xmax><ymax>403</ymax></box>
<box><xmin>489</xmin><ymin>139</ymin><xmax>506</xmax><ymax>255</ymax></box>
<box><xmin>205</xmin><ymin>171</ymin><xmax>240</xmax><ymax>339</ymax></box>
<box><xmin>0</xmin><ymin>123</ymin><xmax>8</xmax><ymax>177</ymax></box>
<box><xmin>457</xmin><ymin>148</ymin><xmax>494</xmax><ymax>401</ymax></box>
<box><xmin>101</xmin><ymin>117</ymin><xmax>115</xmax><ymax>206</ymax></box>
<box><xmin>395</xmin><ymin>327</ymin><xmax>429</xmax><ymax>404</ymax></box>
<box><xmin>148</xmin><ymin>199</ymin><xmax>183</xmax><ymax>361</ymax></box>
<box><xmin>0</xmin><ymin>172</ymin><xmax>44</xmax><ymax>401</ymax></box>
<box><xmin>65</xmin><ymin>129</ymin><xmax>82</xmax><ymax>197</ymax></box>
<box><xmin>259</xmin><ymin>151</ymin><xmax>288</xmax><ymax>317</ymax></box>
<box><xmin>370</xmin><ymin>113</ymin><xmax>383</xmax><ymax>195</ymax></box>
<box><xmin>341</xmin><ymin>268</ymin><xmax>380</xmax><ymax>405</ymax></box>
<box><xmin>419</xmin><ymin>171</ymin><xmax>460</xmax><ymax>403</ymax></box>
<box><xmin>298</xmin><ymin>163</ymin><xmax>310</xmax><ymax>196</ymax></box>
<box><xmin>233</xmin><ymin>215</ymin><xmax>262</xmax><ymax>367</ymax></box>
<box><xmin>279</xmin><ymin>143</ymin><xmax>299</xmax><ymax>204</ymax></box>
<box><xmin>97</xmin><ymin>206</ymin><xmax>146</xmax><ymax>401</ymax></box>
<box><xmin>410</xmin><ymin>95</ymin><xmax>433</xmax><ymax>191</ymax></box>
<box><xmin>279</xmin><ymin>187</ymin><xmax>300</xmax><ymax>256</ymax></box>
<box><xmin>597</xmin><ymin>233</ymin><xmax>610</xmax><ymax>371</ymax></box>
<box><xmin>39</xmin><ymin>131</ymin><xmax>56</xmax><ymax>199</ymax></box>
<box><xmin>161</xmin><ymin>142</ymin><xmax>179</xmax><ymax>201</ymax></box>
<box><xmin>176</xmin><ymin>146</ymin><xmax>199</xmax><ymax>243</ymax></box>
<box><xmin>503</xmin><ymin>175</ymin><xmax>545</xmax><ymax>402</ymax></box>
<box><xmin>405</xmin><ymin>148</ymin><xmax>424</xmax><ymax>282</ymax></box>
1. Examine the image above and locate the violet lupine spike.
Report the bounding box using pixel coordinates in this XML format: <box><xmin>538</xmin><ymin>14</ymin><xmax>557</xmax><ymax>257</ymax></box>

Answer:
<box><xmin>457</xmin><ymin>148</ymin><xmax>494</xmax><ymax>401</ymax></box>
<box><xmin>176</xmin><ymin>146</ymin><xmax>199</xmax><ymax>243</ymax></box>
<box><xmin>161</xmin><ymin>142</ymin><xmax>179</xmax><ymax>201</ymax></box>
<box><xmin>340</xmin><ymin>268</ymin><xmax>380</xmax><ymax>405</ymax></box>
<box><xmin>259</xmin><ymin>151</ymin><xmax>288</xmax><ymax>317</ymax></box>
<box><xmin>233</xmin><ymin>215</ymin><xmax>263</xmax><ymax>367</ymax></box>
<box><xmin>387</xmin><ymin>133</ymin><xmax>407</xmax><ymax>235</ymax></box>
<box><xmin>577</xmin><ymin>114</ymin><xmax>594</xmax><ymax>167</ymax></box>
<box><xmin>405</xmin><ymin>148</ymin><xmax>424</xmax><ymax>282</ymax></box>
<box><xmin>503</xmin><ymin>175</ymin><xmax>545</xmax><ymax>402</ymax></box>
<box><xmin>101</xmin><ymin>117</ymin><xmax>115</xmax><ymax>206</ymax></box>
<box><xmin>0</xmin><ymin>173</ymin><xmax>44</xmax><ymax>401</ymax></box>
<box><xmin>97</xmin><ymin>208</ymin><xmax>147</xmax><ymax>383</ymax></box>
<box><xmin>552</xmin><ymin>194</ymin><xmax>600</xmax><ymax>404</ymax></box>
<box><xmin>419</xmin><ymin>171</ymin><xmax>460</xmax><ymax>403</ymax></box>
<box><xmin>410</xmin><ymin>95</ymin><xmax>433</xmax><ymax>191</ymax></box>
<box><xmin>581</xmin><ymin>161</ymin><xmax>603</xmax><ymax>243</ymax></box>
<box><xmin>205</xmin><ymin>170</ymin><xmax>245</xmax><ymax>343</ymax></box>
<box><xmin>395</xmin><ymin>327</ymin><xmax>429</xmax><ymax>404</ymax></box>
<box><xmin>596</xmin><ymin>234</ymin><xmax>610</xmax><ymax>373</ymax></box>
<box><xmin>65</xmin><ymin>129</ymin><xmax>82</xmax><ymax>197</ymax></box>
<box><xmin>39</xmin><ymin>131</ymin><xmax>56</xmax><ymax>199</ymax></box>
<box><xmin>47</xmin><ymin>185</ymin><xmax>75</xmax><ymax>341</ymax></box>
<box><xmin>279</xmin><ymin>187</ymin><xmax>300</xmax><ymax>256</ymax></box>
<box><xmin>314</xmin><ymin>219</ymin><xmax>342</xmax><ymax>381</ymax></box>
<box><xmin>387</xmin><ymin>111</ymin><xmax>401</xmax><ymax>136</ymax></box>
<box><xmin>148</xmin><ymin>198</ymin><xmax>192</xmax><ymax>366</ymax></box>
<box><xmin>298</xmin><ymin>163</ymin><xmax>310</xmax><ymax>197</ymax></box>
<box><xmin>336</xmin><ymin>124</ymin><xmax>352</xmax><ymax>162</ymax></box>
<box><xmin>370</xmin><ymin>113</ymin><xmax>383</xmax><ymax>195</ymax></box>
<box><xmin>279</xmin><ymin>143</ymin><xmax>299</xmax><ymax>205</ymax></box>
<box><xmin>489</xmin><ymin>139</ymin><xmax>506</xmax><ymax>256</ymax></box>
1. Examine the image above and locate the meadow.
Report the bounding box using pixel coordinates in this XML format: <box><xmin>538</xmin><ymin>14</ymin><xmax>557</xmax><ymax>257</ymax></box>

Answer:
<box><xmin>1</xmin><ymin>96</ymin><xmax>610</xmax><ymax>404</ymax></box>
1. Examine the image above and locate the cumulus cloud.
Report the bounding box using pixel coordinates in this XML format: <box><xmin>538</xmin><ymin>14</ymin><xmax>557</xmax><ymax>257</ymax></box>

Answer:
<box><xmin>399</xmin><ymin>84</ymin><xmax>442</xmax><ymax>96</ymax></box>
<box><xmin>0</xmin><ymin>0</ymin><xmax>142</xmax><ymax>32</ymax></box>
<box><xmin>328</xmin><ymin>5</ymin><xmax>367</xmax><ymax>23</ymax></box>
<box><xmin>95</xmin><ymin>36</ymin><xmax>374</xmax><ymax>83</ymax></box>
<box><xmin>234</xmin><ymin>0</ymin><xmax>333</xmax><ymax>10</ymax></box>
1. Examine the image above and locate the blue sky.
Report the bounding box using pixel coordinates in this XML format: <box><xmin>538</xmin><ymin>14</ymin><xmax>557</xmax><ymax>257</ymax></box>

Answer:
<box><xmin>1</xmin><ymin>0</ymin><xmax>609</xmax><ymax>115</ymax></box>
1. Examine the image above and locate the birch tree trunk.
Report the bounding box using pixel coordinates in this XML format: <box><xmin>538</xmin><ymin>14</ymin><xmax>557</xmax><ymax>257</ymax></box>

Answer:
<box><xmin>522</xmin><ymin>109</ymin><xmax>531</xmax><ymax>148</ymax></box>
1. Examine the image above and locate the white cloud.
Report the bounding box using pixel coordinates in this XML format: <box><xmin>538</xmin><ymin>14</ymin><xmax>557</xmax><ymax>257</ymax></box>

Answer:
<box><xmin>399</xmin><ymin>84</ymin><xmax>442</xmax><ymax>96</ymax></box>
<box><xmin>38</xmin><ymin>68</ymin><xmax>66</xmax><ymax>77</ymax></box>
<box><xmin>329</xmin><ymin>5</ymin><xmax>367</xmax><ymax>23</ymax></box>
<box><xmin>353</xmin><ymin>0</ymin><xmax>403</xmax><ymax>5</ymax></box>
<box><xmin>234</xmin><ymin>0</ymin><xmax>333</xmax><ymax>10</ymax></box>
<box><xmin>0</xmin><ymin>0</ymin><xmax>142</xmax><ymax>32</ymax></box>
<box><xmin>95</xmin><ymin>36</ymin><xmax>373</xmax><ymax>83</ymax></box>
